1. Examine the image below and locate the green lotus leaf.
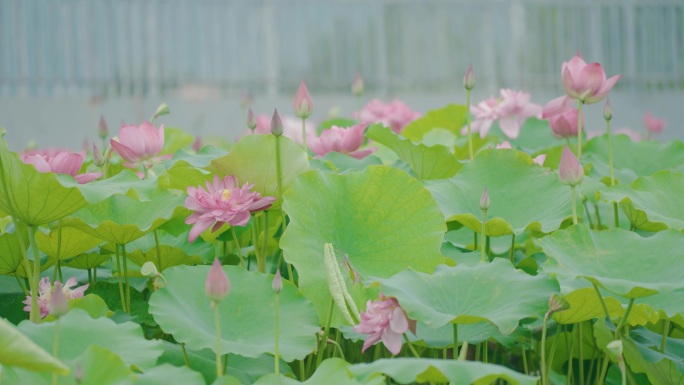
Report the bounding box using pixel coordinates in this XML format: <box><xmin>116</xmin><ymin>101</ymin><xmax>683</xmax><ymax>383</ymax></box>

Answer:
<box><xmin>62</xmin><ymin>191</ymin><xmax>185</xmax><ymax>245</ymax></box>
<box><xmin>0</xmin><ymin>317</ymin><xmax>68</xmax><ymax>374</ymax></box>
<box><xmin>599</xmin><ymin>171</ymin><xmax>684</xmax><ymax>232</ymax></box>
<box><xmin>253</xmin><ymin>358</ymin><xmax>384</xmax><ymax>385</ymax></box>
<box><xmin>622</xmin><ymin>327</ymin><xmax>684</xmax><ymax>385</ymax></box>
<box><xmin>148</xmin><ymin>265</ymin><xmax>319</xmax><ymax>362</ymax></box>
<box><xmin>161</xmin><ymin>127</ymin><xmax>195</xmax><ymax>155</ymax></box>
<box><xmin>508</xmin><ymin>118</ymin><xmax>559</xmax><ymax>154</ymax></box>
<box><xmin>0</xmin><ymin>226</ymin><xmax>28</xmax><ymax>275</ymax></box>
<box><xmin>539</xmin><ymin>224</ymin><xmax>684</xmax><ymax>298</ymax></box>
<box><xmin>61</xmin><ymin>170</ymin><xmax>161</xmax><ymax>203</ymax></box>
<box><xmin>165</xmin><ymin>160</ymin><xmax>214</xmax><ymax>191</ymax></box>
<box><xmin>280</xmin><ymin>166</ymin><xmax>446</xmax><ymax>324</ymax></box>
<box><xmin>17</xmin><ymin>308</ymin><xmax>163</xmax><ymax>370</ymax></box>
<box><xmin>208</xmin><ymin>134</ymin><xmax>309</xmax><ymax>208</ymax></box>
<box><xmin>0</xmin><ymin>139</ymin><xmax>86</xmax><ymax>225</ymax></box>
<box><xmin>373</xmin><ymin>259</ymin><xmax>558</xmax><ymax>334</ymax></box>
<box><xmin>62</xmin><ymin>252</ymin><xmax>111</xmax><ymax>270</ymax></box>
<box><xmin>167</xmin><ymin>146</ymin><xmax>228</xmax><ymax>169</ymax></box>
<box><xmin>552</xmin><ymin>288</ymin><xmax>659</xmax><ymax>326</ymax></box>
<box><xmin>401</xmin><ymin>104</ymin><xmax>467</xmax><ymax>142</ymax></box>
<box><xmin>635</xmin><ymin>288</ymin><xmax>684</xmax><ymax>327</ymax></box>
<box><xmin>126</xmin><ymin>245</ymin><xmax>203</xmax><ymax>272</ymax></box>
<box><xmin>309</xmin><ymin>152</ymin><xmax>383</xmax><ymax>174</ymax></box>
<box><xmin>317</xmin><ymin>118</ymin><xmax>358</xmax><ymax>134</ymax></box>
<box><xmin>135</xmin><ymin>364</ymin><xmax>205</xmax><ymax>385</ymax></box>
<box><xmin>584</xmin><ymin>134</ymin><xmax>684</xmax><ymax>184</ymax></box>
<box><xmin>425</xmin><ymin>149</ymin><xmax>572</xmax><ymax>236</ymax></box>
<box><xmin>127</xmin><ymin>230</ymin><xmax>214</xmax><ymax>263</ymax></box>
<box><xmin>366</xmin><ymin>125</ymin><xmax>462</xmax><ymax>180</ymax></box>
<box><xmin>348</xmin><ymin>358</ymin><xmax>538</xmax><ymax>385</ymax></box>
<box><xmin>34</xmin><ymin>226</ymin><xmax>103</xmax><ymax>260</ymax></box>
<box><xmin>421</xmin><ymin>128</ymin><xmax>457</xmax><ymax>150</ymax></box>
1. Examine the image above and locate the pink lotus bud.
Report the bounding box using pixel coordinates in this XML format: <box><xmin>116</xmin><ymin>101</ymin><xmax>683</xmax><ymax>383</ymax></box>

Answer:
<box><xmin>479</xmin><ymin>187</ymin><xmax>490</xmax><ymax>211</ymax></box>
<box><xmin>205</xmin><ymin>258</ymin><xmax>230</xmax><ymax>303</ymax></box>
<box><xmin>272</xmin><ymin>270</ymin><xmax>282</xmax><ymax>294</ymax></box>
<box><xmin>192</xmin><ymin>136</ymin><xmax>202</xmax><ymax>153</ymax></box>
<box><xmin>463</xmin><ymin>64</ymin><xmax>475</xmax><ymax>90</ymax></box>
<box><xmin>548</xmin><ymin>108</ymin><xmax>580</xmax><ymax>139</ymax></box>
<box><xmin>98</xmin><ymin>115</ymin><xmax>109</xmax><ymax>139</ymax></box>
<box><xmin>271</xmin><ymin>109</ymin><xmax>283</xmax><ymax>136</ymax></box>
<box><xmin>603</xmin><ymin>99</ymin><xmax>613</xmax><ymax>121</ymax></box>
<box><xmin>558</xmin><ymin>145</ymin><xmax>583</xmax><ymax>186</ymax></box>
<box><xmin>48</xmin><ymin>282</ymin><xmax>69</xmax><ymax>317</ymax></box>
<box><xmin>74</xmin><ymin>365</ymin><xmax>84</xmax><ymax>384</ymax></box>
<box><xmin>92</xmin><ymin>143</ymin><xmax>105</xmax><ymax>167</ymax></box>
<box><xmin>352</xmin><ymin>73</ymin><xmax>364</xmax><ymax>96</ymax></box>
<box><xmin>643</xmin><ymin>112</ymin><xmax>665</xmax><ymax>135</ymax></box>
<box><xmin>247</xmin><ymin>108</ymin><xmax>257</xmax><ymax>130</ymax></box>
<box><xmin>293</xmin><ymin>81</ymin><xmax>313</xmax><ymax>118</ymax></box>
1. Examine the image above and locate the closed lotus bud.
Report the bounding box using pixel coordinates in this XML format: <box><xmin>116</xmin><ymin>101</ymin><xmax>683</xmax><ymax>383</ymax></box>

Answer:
<box><xmin>463</xmin><ymin>64</ymin><xmax>475</xmax><ymax>91</ymax></box>
<box><xmin>153</xmin><ymin>102</ymin><xmax>170</xmax><ymax>120</ymax></box>
<box><xmin>272</xmin><ymin>269</ymin><xmax>283</xmax><ymax>294</ymax></box>
<box><xmin>92</xmin><ymin>143</ymin><xmax>105</xmax><ymax>167</ymax></box>
<box><xmin>479</xmin><ymin>187</ymin><xmax>490</xmax><ymax>211</ymax></box>
<box><xmin>293</xmin><ymin>81</ymin><xmax>313</xmax><ymax>119</ymax></box>
<box><xmin>607</xmin><ymin>340</ymin><xmax>623</xmax><ymax>357</ymax></box>
<box><xmin>352</xmin><ymin>73</ymin><xmax>364</xmax><ymax>96</ymax></box>
<box><xmin>271</xmin><ymin>109</ymin><xmax>283</xmax><ymax>136</ymax></box>
<box><xmin>141</xmin><ymin>261</ymin><xmax>159</xmax><ymax>277</ymax></box>
<box><xmin>98</xmin><ymin>115</ymin><xmax>109</xmax><ymax>139</ymax></box>
<box><xmin>74</xmin><ymin>364</ymin><xmax>84</xmax><ymax>384</ymax></box>
<box><xmin>558</xmin><ymin>145</ymin><xmax>583</xmax><ymax>186</ymax></box>
<box><xmin>192</xmin><ymin>136</ymin><xmax>202</xmax><ymax>153</ymax></box>
<box><xmin>603</xmin><ymin>98</ymin><xmax>613</xmax><ymax>121</ymax></box>
<box><xmin>205</xmin><ymin>258</ymin><xmax>230</xmax><ymax>303</ymax></box>
<box><xmin>48</xmin><ymin>282</ymin><xmax>69</xmax><ymax>318</ymax></box>
<box><xmin>548</xmin><ymin>293</ymin><xmax>570</xmax><ymax>314</ymax></box>
<box><xmin>247</xmin><ymin>107</ymin><xmax>257</xmax><ymax>130</ymax></box>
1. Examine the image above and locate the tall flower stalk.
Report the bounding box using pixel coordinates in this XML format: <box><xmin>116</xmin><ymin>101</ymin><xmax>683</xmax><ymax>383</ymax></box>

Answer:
<box><xmin>464</xmin><ymin>65</ymin><xmax>475</xmax><ymax>160</ymax></box>
<box><xmin>479</xmin><ymin>188</ymin><xmax>489</xmax><ymax>263</ymax></box>
<box><xmin>206</xmin><ymin>258</ymin><xmax>230</xmax><ymax>378</ymax></box>
<box><xmin>352</xmin><ymin>73</ymin><xmax>364</xmax><ymax>119</ymax></box>
<box><xmin>293</xmin><ymin>81</ymin><xmax>313</xmax><ymax>150</ymax></box>
<box><xmin>272</xmin><ymin>270</ymin><xmax>282</xmax><ymax>374</ymax></box>
<box><xmin>603</xmin><ymin>99</ymin><xmax>619</xmax><ymax>228</ymax></box>
<box><xmin>559</xmin><ymin>146</ymin><xmax>583</xmax><ymax>224</ymax></box>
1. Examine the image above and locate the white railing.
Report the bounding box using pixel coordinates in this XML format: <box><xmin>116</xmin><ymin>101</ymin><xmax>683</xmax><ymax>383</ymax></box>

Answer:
<box><xmin>1</xmin><ymin>0</ymin><xmax>682</xmax><ymax>98</ymax></box>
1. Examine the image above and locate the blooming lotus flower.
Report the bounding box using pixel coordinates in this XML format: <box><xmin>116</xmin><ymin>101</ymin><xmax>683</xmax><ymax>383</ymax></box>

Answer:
<box><xmin>253</xmin><ymin>114</ymin><xmax>314</xmax><ymax>145</ymax></box>
<box><xmin>185</xmin><ymin>175</ymin><xmax>276</xmax><ymax>242</ymax></box>
<box><xmin>308</xmin><ymin>123</ymin><xmax>374</xmax><ymax>159</ymax></box>
<box><xmin>548</xmin><ymin>108</ymin><xmax>580</xmax><ymax>139</ymax></box>
<box><xmin>21</xmin><ymin>150</ymin><xmax>101</xmax><ymax>184</ymax></box>
<box><xmin>495</xmin><ymin>141</ymin><xmax>546</xmax><ymax>166</ymax></box>
<box><xmin>110</xmin><ymin>121</ymin><xmax>166</xmax><ymax>168</ymax></box>
<box><xmin>561</xmin><ymin>53</ymin><xmax>621</xmax><ymax>104</ymax></box>
<box><xmin>48</xmin><ymin>282</ymin><xmax>69</xmax><ymax>317</ymax></box>
<box><xmin>353</xmin><ymin>294</ymin><xmax>416</xmax><ymax>355</ymax></box>
<box><xmin>355</xmin><ymin>99</ymin><xmax>420</xmax><ymax>134</ymax></box>
<box><xmin>293</xmin><ymin>81</ymin><xmax>314</xmax><ymax>119</ymax></box>
<box><xmin>23</xmin><ymin>277</ymin><xmax>88</xmax><ymax>318</ymax></box>
<box><xmin>206</xmin><ymin>258</ymin><xmax>230</xmax><ymax>303</ymax></box>
<box><xmin>558</xmin><ymin>145</ymin><xmax>583</xmax><ymax>186</ymax></box>
<box><xmin>461</xmin><ymin>89</ymin><xmax>542</xmax><ymax>139</ymax></box>
<box><xmin>643</xmin><ymin>112</ymin><xmax>666</xmax><ymax>135</ymax></box>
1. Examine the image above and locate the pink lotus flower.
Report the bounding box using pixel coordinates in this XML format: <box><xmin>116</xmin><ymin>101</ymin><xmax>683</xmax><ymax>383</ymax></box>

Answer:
<box><xmin>293</xmin><ymin>81</ymin><xmax>314</xmax><ymax>119</ymax></box>
<box><xmin>110</xmin><ymin>121</ymin><xmax>167</xmax><ymax>169</ymax></box>
<box><xmin>308</xmin><ymin>123</ymin><xmax>374</xmax><ymax>159</ymax></box>
<box><xmin>353</xmin><ymin>294</ymin><xmax>416</xmax><ymax>355</ymax></box>
<box><xmin>355</xmin><ymin>99</ymin><xmax>420</xmax><ymax>134</ymax></box>
<box><xmin>253</xmin><ymin>114</ymin><xmax>314</xmax><ymax>145</ymax></box>
<box><xmin>548</xmin><ymin>108</ymin><xmax>580</xmax><ymax>139</ymax></box>
<box><xmin>206</xmin><ymin>258</ymin><xmax>230</xmax><ymax>303</ymax></box>
<box><xmin>643</xmin><ymin>112</ymin><xmax>666</xmax><ymax>135</ymax></box>
<box><xmin>21</xmin><ymin>150</ymin><xmax>101</xmax><ymax>184</ymax></box>
<box><xmin>561</xmin><ymin>53</ymin><xmax>621</xmax><ymax>104</ymax></box>
<box><xmin>185</xmin><ymin>175</ymin><xmax>276</xmax><ymax>242</ymax></box>
<box><xmin>462</xmin><ymin>89</ymin><xmax>542</xmax><ymax>139</ymax></box>
<box><xmin>558</xmin><ymin>145</ymin><xmax>583</xmax><ymax>186</ymax></box>
<box><xmin>23</xmin><ymin>277</ymin><xmax>88</xmax><ymax>318</ymax></box>
<box><xmin>496</xmin><ymin>142</ymin><xmax>546</xmax><ymax>166</ymax></box>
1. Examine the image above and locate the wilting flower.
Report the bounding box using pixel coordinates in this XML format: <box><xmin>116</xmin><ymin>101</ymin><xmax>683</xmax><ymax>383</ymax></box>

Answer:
<box><xmin>353</xmin><ymin>293</ymin><xmax>416</xmax><ymax>355</ymax></box>
<box><xmin>496</xmin><ymin>141</ymin><xmax>546</xmax><ymax>166</ymax></box>
<box><xmin>22</xmin><ymin>150</ymin><xmax>101</xmax><ymax>184</ymax></box>
<box><xmin>308</xmin><ymin>123</ymin><xmax>374</xmax><ymax>159</ymax></box>
<box><xmin>561</xmin><ymin>53</ymin><xmax>621</xmax><ymax>104</ymax></box>
<box><xmin>355</xmin><ymin>99</ymin><xmax>420</xmax><ymax>134</ymax></box>
<box><xmin>23</xmin><ymin>277</ymin><xmax>89</xmax><ymax>318</ymax></box>
<box><xmin>253</xmin><ymin>114</ymin><xmax>314</xmax><ymax>145</ymax></box>
<box><xmin>643</xmin><ymin>112</ymin><xmax>666</xmax><ymax>135</ymax></box>
<box><xmin>462</xmin><ymin>89</ymin><xmax>542</xmax><ymax>139</ymax></box>
<box><xmin>206</xmin><ymin>258</ymin><xmax>230</xmax><ymax>303</ymax></box>
<box><xmin>185</xmin><ymin>175</ymin><xmax>276</xmax><ymax>242</ymax></box>
<box><xmin>293</xmin><ymin>81</ymin><xmax>314</xmax><ymax>119</ymax></box>
<box><xmin>110</xmin><ymin>121</ymin><xmax>166</xmax><ymax>169</ymax></box>
<box><xmin>547</xmin><ymin>108</ymin><xmax>580</xmax><ymax>139</ymax></box>
<box><xmin>558</xmin><ymin>145</ymin><xmax>583</xmax><ymax>185</ymax></box>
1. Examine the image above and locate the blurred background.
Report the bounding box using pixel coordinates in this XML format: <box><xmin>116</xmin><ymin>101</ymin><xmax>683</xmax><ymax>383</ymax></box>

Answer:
<box><xmin>1</xmin><ymin>0</ymin><xmax>682</xmax><ymax>150</ymax></box>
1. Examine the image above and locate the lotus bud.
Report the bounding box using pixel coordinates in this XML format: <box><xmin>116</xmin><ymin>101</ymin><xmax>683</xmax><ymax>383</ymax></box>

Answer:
<box><xmin>48</xmin><ymin>282</ymin><xmax>69</xmax><ymax>318</ymax></box>
<box><xmin>141</xmin><ymin>261</ymin><xmax>159</xmax><ymax>277</ymax></box>
<box><xmin>98</xmin><ymin>115</ymin><xmax>109</xmax><ymax>139</ymax></box>
<box><xmin>548</xmin><ymin>293</ymin><xmax>570</xmax><ymax>314</ymax></box>
<box><xmin>247</xmin><ymin>107</ymin><xmax>257</xmax><ymax>131</ymax></box>
<box><xmin>152</xmin><ymin>102</ymin><xmax>170</xmax><ymax>120</ymax></box>
<box><xmin>352</xmin><ymin>73</ymin><xmax>364</xmax><ymax>96</ymax></box>
<box><xmin>558</xmin><ymin>145</ymin><xmax>583</xmax><ymax>186</ymax></box>
<box><xmin>271</xmin><ymin>109</ymin><xmax>283</xmax><ymax>136</ymax></box>
<box><xmin>479</xmin><ymin>187</ymin><xmax>490</xmax><ymax>211</ymax></box>
<box><xmin>192</xmin><ymin>136</ymin><xmax>202</xmax><ymax>153</ymax></box>
<box><xmin>607</xmin><ymin>340</ymin><xmax>623</xmax><ymax>357</ymax></box>
<box><xmin>463</xmin><ymin>64</ymin><xmax>475</xmax><ymax>91</ymax></box>
<box><xmin>293</xmin><ymin>81</ymin><xmax>313</xmax><ymax>119</ymax></box>
<box><xmin>92</xmin><ymin>143</ymin><xmax>105</xmax><ymax>167</ymax></box>
<box><xmin>74</xmin><ymin>364</ymin><xmax>84</xmax><ymax>384</ymax></box>
<box><xmin>603</xmin><ymin>98</ymin><xmax>613</xmax><ymax>121</ymax></box>
<box><xmin>205</xmin><ymin>258</ymin><xmax>230</xmax><ymax>303</ymax></box>
<box><xmin>272</xmin><ymin>269</ymin><xmax>283</xmax><ymax>294</ymax></box>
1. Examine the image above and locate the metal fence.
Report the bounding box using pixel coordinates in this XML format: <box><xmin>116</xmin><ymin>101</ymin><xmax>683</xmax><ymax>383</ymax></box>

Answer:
<box><xmin>1</xmin><ymin>0</ymin><xmax>683</xmax><ymax>98</ymax></box>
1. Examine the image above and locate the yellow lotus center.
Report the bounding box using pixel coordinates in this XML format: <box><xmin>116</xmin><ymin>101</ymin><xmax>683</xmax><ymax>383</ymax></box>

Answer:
<box><xmin>220</xmin><ymin>189</ymin><xmax>232</xmax><ymax>201</ymax></box>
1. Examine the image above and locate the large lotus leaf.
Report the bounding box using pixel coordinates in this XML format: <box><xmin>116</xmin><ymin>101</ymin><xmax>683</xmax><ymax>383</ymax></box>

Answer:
<box><xmin>622</xmin><ymin>328</ymin><xmax>684</xmax><ymax>385</ymax></box>
<box><xmin>539</xmin><ymin>224</ymin><xmax>684</xmax><ymax>298</ymax></box>
<box><xmin>309</xmin><ymin>152</ymin><xmax>383</xmax><ymax>174</ymax></box>
<box><xmin>167</xmin><ymin>146</ymin><xmax>229</xmax><ymax>169</ymax></box>
<box><xmin>348</xmin><ymin>358</ymin><xmax>538</xmax><ymax>385</ymax></box>
<box><xmin>421</xmin><ymin>128</ymin><xmax>457</xmax><ymax>150</ymax></box>
<box><xmin>401</xmin><ymin>104</ymin><xmax>467</xmax><ymax>141</ymax></box>
<box><xmin>208</xmin><ymin>134</ymin><xmax>309</xmax><ymax>208</ymax></box>
<box><xmin>280</xmin><ymin>166</ymin><xmax>446</xmax><ymax>324</ymax></box>
<box><xmin>62</xmin><ymin>252</ymin><xmax>111</xmax><ymax>270</ymax></box>
<box><xmin>164</xmin><ymin>147</ymin><xmax>227</xmax><ymax>191</ymax></box>
<box><xmin>17</xmin><ymin>309</ymin><xmax>163</xmax><ymax>370</ymax></box>
<box><xmin>0</xmin><ymin>226</ymin><xmax>27</xmax><ymax>275</ymax></box>
<box><xmin>126</xmin><ymin>245</ymin><xmax>203</xmax><ymax>272</ymax></box>
<box><xmin>0</xmin><ymin>138</ymin><xmax>86</xmax><ymax>225</ymax></box>
<box><xmin>366</xmin><ymin>125</ymin><xmax>462</xmax><ymax>180</ymax></box>
<box><xmin>127</xmin><ymin>230</ymin><xmax>214</xmax><ymax>262</ymax></box>
<box><xmin>253</xmin><ymin>358</ymin><xmax>384</xmax><ymax>385</ymax></box>
<box><xmin>584</xmin><ymin>134</ymin><xmax>684</xmax><ymax>184</ymax></box>
<box><xmin>34</xmin><ymin>226</ymin><xmax>103</xmax><ymax>260</ymax></box>
<box><xmin>636</xmin><ymin>288</ymin><xmax>684</xmax><ymax>327</ymax></box>
<box><xmin>508</xmin><ymin>118</ymin><xmax>560</xmax><ymax>153</ymax></box>
<box><xmin>425</xmin><ymin>149</ymin><xmax>572</xmax><ymax>236</ymax></box>
<box><xmin>599</xmin><ymin>171</ymin><xmax>684</xmax><ymax>232</ymax></box>
<box><xmin>552</xmin><ymin>288</ymin><xmax>659</xmax><ymax>326</ymax></box>
<box><xmin>60</xmin><ymin>170</ymin><xmax>160</xmax><ymax>203</ymax></box>
<box><xmin>373</xmin><ymin>259</ymin><xmax>559</xmax><ymax>334</ymax></box>
<box><xmin>0</xmin><ymin>317</ymin><xmax>68</xmax><ymax>374</ymax></box>
<box><xmin>135</xmin><ymin>364</ymin><xmax>205</xmax><ymax>385</ymax></box>
<box><xmin>148</xmin><ymin>265</ymin><xmax>319</xmax><ymax>362</ymax></box>
<box><xmin>62</xmin><ymin>191</ymin><xmax>185</xmax><ymax>245</ymax></box>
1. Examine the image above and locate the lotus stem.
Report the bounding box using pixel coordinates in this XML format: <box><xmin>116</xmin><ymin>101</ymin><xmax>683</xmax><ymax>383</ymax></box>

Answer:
<box><xmin>230</xmin><ymin>226</ymin><xmax>246</xmax><ymax>268</ymax></box>
<box><xmin>13</xmin><ymin>219</ymin><xmax>38</xmax><ymax>321</ymax></box>
<box><xmin>453</xmin><ymin>323</ymin><xmax>459</xmax><ymax>359</ymax></box>
<box><xmin>27</xmin><ymin>225</ymin><xmax>42</xmax><ymax>322</ymax></box>
<box><xmin>509</xmin><ymin>234</ymin><xmax>516</xmax><ymax>263</ymax></box>
<box><xmin>614</xmin><ymin>298</ymin><xmax>635</xmax><ymax>338</ymax></box>
<box><xmin>153</xmin><ymin>229</ymin><xmax>162</xmax><ymax>272</ymax></box>
<box><xmin>301</xmin><ymin>117</ymin><xmax>307</xmax><ymax>151</ymax></box>
<box><xmin>661</xmin><ymin>318</ymin><xmax>670</xmax><ymax>352</ymax></box>
<box><xmin>466</xmin><ymin>89</ymin><xmax>474</xmax><ymax>160</ymax></box>
<box><xmin>316</xmin><ymin>299</ymin><xmax>335</xmax><ymax>367</ymax></box>
<box><xmin>576</xmin><ymin>100</ymin><xmax>584</xmax><ymax>160</ymax></box>
<box><xmin>592</xmin><ymin>282</ymin><xmax>611</xmax><ymax>320</ymax></box>
<box><xmin>274</xmin><ymin>291</ymin><xmax>280</xmax><ymax>374</ymax></box>
<box><xmin>480</xmin><ymin>210</ymin><xmax>487</xmax><ymax>263</ymax></box>
<box><xmin>214</xmin><ymin>303</ymin><xmax>223</xmax><ymax>377</ymax></box>
<box><xmin>540</xmin><ymin>311</ymin><xmax>551</xmax><ymax>385</ymax></box>
<box><xmin>570</xmin><ymin>185</ymin><xmax>578</xmax><ymax>225</ymax></box>
<box><xmin>403</xmin><ymin>334</ymin><xmax>421</xmax><ymax>358</ymax></box>
<box><xmin>115</xmin><ymin>245</ymin><xmax>126</xmax><ymax>313</ymax></box>
<box><xmin>52</xmin><ymin>220</ymin><xmax>63</xmax><ymax>282</ymax></box>
<box><xmin>578</xmin><ymin>322</ymin><xmax>585</xmax><ymax>385</ymax></box>
<box><xmin>122</xmin><ymin>244</ymin><xmax>131</xmax><ymax>312</ymax></box>
<box><xmin>261</xmin><ymin>211</ymin><xmax>269</xmax><ymax>268</ymax></box>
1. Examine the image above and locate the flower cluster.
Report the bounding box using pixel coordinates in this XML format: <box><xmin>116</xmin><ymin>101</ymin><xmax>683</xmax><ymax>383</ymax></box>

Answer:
<box><xmin>355</xmin><ymin>99</ymin><xmax>420</xmax><ymax>134</ymax></box>
<box><xmin>23</xmin><ymin>277</ymin><xmax>89</xmax><ymax>318</ymax></box>
<box><xmin>353</xmin><ymin>293</ymin><xmax>415</xmax><ymax>355</ymax></box>
<box><xmin>22</xmin><ymin>150</ymin><xmax>101</xmax><ymax>184</ymax></box>
<box><xmin>463</xmin><ymin>89</ymin><xmax>542</xmax><ymax>139</ymax></box>
<box><xmin>308</xmin><ymin>123</ymin><xmax>374</xmax><ymax>159</ymax></box>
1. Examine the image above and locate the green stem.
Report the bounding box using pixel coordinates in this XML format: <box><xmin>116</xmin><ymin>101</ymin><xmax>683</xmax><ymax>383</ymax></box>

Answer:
<box><xmin>613</xmin><ymin>203</ymin><xmax>620</xmax><ymax>229</ymax></box>
<box><xmin>614</xmin><ymin>298</ymin><xmax>635</xmax><ymax>339</ymax></box>
<box><xmin>301</xmin><ymin>117</ymin><xmax>307</xmax><ymax>151</ymax></box>
<box><xmin>583</xmin><ymin>201</ymin><xmax>594</xmax><ymax>229</ymax></box>
<box><xmin>274</xmin><ymin>136</ymin><xmax>293</xmax><ymax>283</ymax></box>
<box><xmin>520</xmin><ymin>339</ymin><xmax>529</xmax><ymax>375</ymax></box>
<box><xmin>356</xmin><ymin>95</ymin><xmax>362</xmax><ymax>121</ymax></box>
<box><xmin>565</xmin><ymin>326</ymin><xmax>575</xmax><ymax>385</ymax></box>
<box><xmin>52</xmin><ymin>319</ymin><xmax>61</xmax><ymax>385</ymax></box>
<box><xmin>214</xmin><ymin>303</ymin><xmax>223</xmax><ymax>377</ymax></box>
<box><xmin>403</xmin><ymin>334</ymin><xmax>421</xmax><ymax>358</ymax></box>
<box><xmin>466</xmin><ymin>89</ymin><xmax>473</xmax><ymax>160</ymax></box>
<box><xmin>661</xmin><ymin>319</ymin><xmax>671</xmax><ymax>352</ymax></box>
<box><xmin>577</xmin><ymin>100</ymin><xmax>584</xmax><ymax>160</ymax></box>
<box><xmin>180</xmin><ymin>343</ymin><xmax>190</xmax><ymax>367</ymax></box>
<box><xmin>453</xmin><ymin>323</ymin><xmax>459</xmax><ymax>359</ymax></box>
<box><xmin>115</xmin><ymin>247</ymin><xmax>126</xmax><ymax>313</ymax></box>
<box><xmin>230</xmin><ymin>226</ymin><xmax>246</xmax><ymax>268</ymax></box>
<box><xmin>473</xmin><ymin>231</ymin><xmax>478</xmax><ymax>251</ymax></box>
<box><xmin>274</xmin><ymin>293</ymin><xmax>280</xmax><ymax>374</ymax></box>
<box><xmin>316</xmin><ymin>300</ymin><xmax>335</xmax><ymax>367</ymax></box>
<box><xmin>261</xmin><ymin>211</ymin><xmax>269</xmax><ymax>269</ymax></box>
<box><xmin>14</xmin><ymin>274</ymin><xmax>28</xmax><ymax>295</ymax></box>
<box><xmin>87</xmin><ymin>269</ymin><xmax>93</xmax><ymax>286</ymax></box>
<box><xmin>594</xmin><ymin>203</ymin><xmax>603</xmax><ymax>229</ymax></box>
<box><xmin>122</xmin><ymin>244</ymin><xmax>131</xmax><ymax>313</ymax></box>
<box><xmin>27</xmin><ymin>225</ymin><xmax>42</xmax><ymax>322</ymax></box>
<box><xmin>578</xmin><ymin>322</ymin><xmax>585</xmax><ymax>385</ymax></box>
<box><xmin>547</xmin><ymin>328</ymin><xmax>560</xmax><ymax>382</ymax></box>
<box><xmin>153</xmin><ymin>230</ymin><xmax>162</xmax><ymax>272</ymax></box>
<box><xmin>13</xmin><ymin>219</ymin><xmax>37</xmax><ymax>321</ymax></box>
<box><xmin>606</xmin><ymin>119</ymin><xmax>615</xmax><ymax>186</ymax></box>
<box><xmin>571</xmin><ymin>185</ymin><xmax>578</xmax><ymax>225</ymax></box>
<box><xmin>327</xmin><ymin>338</ymin><xmax>346</xmax><ymax>361</ymax></box>
<box><xmin>251</xmin><ymin>218</ymin><xmax>265</xmax><ymax>273</ymax></box>
<box><xmin>509</xmin><ymin>234</ymin><xmax>516</xmax><ymax>263</ymax></box>
<box><xmin>540</xmin><ymin>311</ymin><xmax>550</xmax><ymax>385</ymax></box>
<box><xmin>52</xmin><ymin>221</ymin><xmax>63</xmax><ymax>282</ymax></box>
<box><xmin>480</xmin><ymin>210</ymin><xmax>487</xmax><ymax>263</ymax></box>
<box><xmin>592</xmin><ymin>283</ymin><xmax>612</xmax><ymax>322</ymax></box>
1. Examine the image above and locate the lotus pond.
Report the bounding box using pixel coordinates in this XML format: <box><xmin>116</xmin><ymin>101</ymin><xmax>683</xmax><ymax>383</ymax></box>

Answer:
<box><xmin>0</xmin><ymin>58</ymin><xmax>683</xmax><ymax>385</ymax></box>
